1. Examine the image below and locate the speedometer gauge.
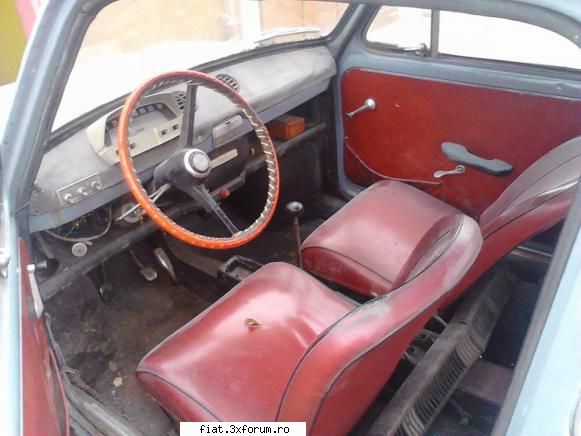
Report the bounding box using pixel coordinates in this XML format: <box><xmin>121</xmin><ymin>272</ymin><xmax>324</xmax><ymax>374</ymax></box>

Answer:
<box><xmin>87</xmin><ymin>92</ymin><xmax>184</xmax><ymax>164</ymax></box>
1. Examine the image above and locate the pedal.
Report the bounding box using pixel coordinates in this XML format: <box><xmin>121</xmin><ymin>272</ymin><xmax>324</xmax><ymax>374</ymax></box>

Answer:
<box><xmin>139</xmin><ymin>266</ymin><xmax>158</xmax><ymax>282</ymax></box>
<box><xmin>98</xmin><ymin>263</ymin><xmax>113</xmax><ymax>302</ymax></box>
<box><xmin>129</xmin><ymin>249</ymin><xmax>158</xmax><ymax>282</ymax></box>
<box><xmin>153</xmin><ymin>247</ymin><xmax>178</xmax><ymax>284</ymax></box>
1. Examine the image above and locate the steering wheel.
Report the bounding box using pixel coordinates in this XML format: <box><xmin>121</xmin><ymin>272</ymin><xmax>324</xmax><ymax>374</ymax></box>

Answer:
<box><xmin>117</xmin><ymin>71</ymin><xmax>280</xmax><ymax>249</ymax></box>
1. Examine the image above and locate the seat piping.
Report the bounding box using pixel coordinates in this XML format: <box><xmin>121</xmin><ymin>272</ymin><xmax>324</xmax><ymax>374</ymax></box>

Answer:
<box><xmin>137</xmin><ymin>369</ymin><xmax>223</xmax><ymax>421</ymax></box>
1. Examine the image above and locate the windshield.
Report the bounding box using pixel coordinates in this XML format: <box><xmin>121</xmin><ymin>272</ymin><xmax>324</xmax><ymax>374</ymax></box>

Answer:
<box><xmin>55</xmin><ymin>0</ymin><xmax>348</xmax><ymax>129</ymax></box>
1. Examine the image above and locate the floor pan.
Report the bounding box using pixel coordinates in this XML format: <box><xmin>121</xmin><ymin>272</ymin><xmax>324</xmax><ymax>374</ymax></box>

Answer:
<box><xmin>47</xmin><ymin>250</ymin><xmax>219</xmax><ymax>435</ymax></box>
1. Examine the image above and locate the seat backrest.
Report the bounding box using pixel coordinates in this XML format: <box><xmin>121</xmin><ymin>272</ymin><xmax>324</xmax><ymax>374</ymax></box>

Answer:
<box><xmin>479</xmin><ymin>136</ymin><xmax>581</xmax><ymax>237</ymax></box>
<box><xmin>276</xmin><ymin>214</ymin><xmax>481</xmax><ymax>435</ymax></box>
<box><xmin>441</xmin><ymin>137</ymin><xmax>580</xmax><ymax>307</ymax></box>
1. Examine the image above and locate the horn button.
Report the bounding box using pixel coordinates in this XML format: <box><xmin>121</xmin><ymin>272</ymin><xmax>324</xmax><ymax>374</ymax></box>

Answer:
<box><xmin>185</xmin><ymin>149</ymin><xmax>211</xmax><ymax>178</ymax></box>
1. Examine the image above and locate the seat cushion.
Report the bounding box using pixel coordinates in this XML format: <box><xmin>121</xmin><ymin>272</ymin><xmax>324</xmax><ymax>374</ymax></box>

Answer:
<box><xmin>136</xmin><ymin>262</ymin><xmax>355</xmax><ymax>422</ymax></box>
<box><xmin>301</xmin><ymin>180</ymin><xmax>461</xmax><ymax>297</ymax></box>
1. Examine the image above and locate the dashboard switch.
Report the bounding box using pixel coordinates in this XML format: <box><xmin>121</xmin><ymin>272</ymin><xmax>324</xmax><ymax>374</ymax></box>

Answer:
<box><xmin>56</xmin><ymin>173</ymin><xmax>103</xmax><ymax>207</ymax></box>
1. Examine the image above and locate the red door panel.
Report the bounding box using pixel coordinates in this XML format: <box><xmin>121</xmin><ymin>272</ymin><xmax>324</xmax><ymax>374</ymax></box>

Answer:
<box><xmin>342</xmin><ymin>68</ymin><xmax>581</xmax><ymax>217</ymax></box>
<box><xmin>20</xmin><ymin>239</ymin><xmax>68</xmax><ymax>436</ymax></box>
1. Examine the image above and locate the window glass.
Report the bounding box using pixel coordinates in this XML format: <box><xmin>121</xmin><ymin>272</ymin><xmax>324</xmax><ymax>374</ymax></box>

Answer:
<box><xmin>366</xmin><ymin>7</ymin><xmax>431</xmax><ymax>49</ymax></box>
<box><xmin>56</xmin><ymin>0</ymin><xmax>348</xmax><ymax>128</ymax></box>
<box><xmin>439</xmin><ymin>12</ymin><xmax>581</xmax><ymax>70</ymax></box>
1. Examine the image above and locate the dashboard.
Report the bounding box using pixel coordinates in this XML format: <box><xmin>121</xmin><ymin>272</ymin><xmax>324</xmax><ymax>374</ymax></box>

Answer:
<box><xmin>29</xmin><ymin>46</ymin><xmax>336</xmax><ymax>232</ymax></box>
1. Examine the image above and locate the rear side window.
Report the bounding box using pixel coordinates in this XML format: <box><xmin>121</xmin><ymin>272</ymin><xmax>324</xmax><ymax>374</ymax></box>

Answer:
<box><xmin>439</xmin><ymin>12</ymin><xmax>581</xmax><ymax>70</ymax></box>
<box><xmin>365</xmin><ymin>7</ymin><xmax>581</xmax><ymax>70</ymax></box>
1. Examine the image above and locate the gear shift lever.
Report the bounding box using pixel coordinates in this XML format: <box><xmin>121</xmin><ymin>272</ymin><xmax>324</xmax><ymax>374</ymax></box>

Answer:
<box><xmin>286</xmin><ymin>201</ymin><xmax>304</xmax><ymax>268</ymax></box>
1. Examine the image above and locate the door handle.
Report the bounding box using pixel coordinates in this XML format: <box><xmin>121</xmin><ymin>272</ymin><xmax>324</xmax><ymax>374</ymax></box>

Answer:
<box><xmin>346</xmin><ymin>98</ymin><xmax>376</xmax><ymax>119</ymax></box>
<box><xmin>434</xmin><ymin>165</ymin><xmax>465</xmax><ymax>179</ymax></box>
<box><xmin>442</xmin><ymin>142</ymin><xmax>513</xmax><ymax>176</ymax></box>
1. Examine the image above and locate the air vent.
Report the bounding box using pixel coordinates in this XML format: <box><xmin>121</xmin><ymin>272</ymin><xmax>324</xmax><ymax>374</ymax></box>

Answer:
<box><xmin>173</xmin><ymin>92</ymin><xmax>186</xmax><ymax>111</ymax></box>
<box><xmin>216</xmin><ymin>73</ymin><xmax>240</xmax><ymax>92</ymax></box>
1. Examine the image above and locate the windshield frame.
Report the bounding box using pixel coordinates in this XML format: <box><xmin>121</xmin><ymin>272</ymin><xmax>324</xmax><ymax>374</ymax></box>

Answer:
<box><xmin>47</xmin><ymin>2</ymin><xmax>355</xmax><ymax>149</ymax></box>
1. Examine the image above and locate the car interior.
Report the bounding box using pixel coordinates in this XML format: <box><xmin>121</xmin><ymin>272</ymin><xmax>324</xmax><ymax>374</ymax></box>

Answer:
<box><xmin>21</xmin><ymin>1</ymin><xmax>581</xmax><ymax>435</ymax></box>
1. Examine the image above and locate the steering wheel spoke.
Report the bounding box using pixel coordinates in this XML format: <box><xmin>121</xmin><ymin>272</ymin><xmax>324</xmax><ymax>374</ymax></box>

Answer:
<box><xmin>188</xmin><ymin>185</ymin><xmax>240</xmax><ymax>236</ymax></box>
<box><xmin>178</xmin><ymin>81</ymin><xmax>198</xmax><ymax>150</ymax></box>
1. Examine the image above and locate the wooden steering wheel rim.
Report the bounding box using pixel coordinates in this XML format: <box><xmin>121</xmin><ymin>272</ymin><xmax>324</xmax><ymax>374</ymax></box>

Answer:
<box><xmin>117</xmin><ymin>71</ymin><xmax>280</xmax><ymax>249</ymax></box>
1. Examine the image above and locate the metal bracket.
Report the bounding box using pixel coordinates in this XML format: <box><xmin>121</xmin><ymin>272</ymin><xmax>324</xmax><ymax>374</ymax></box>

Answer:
<box><xmin>0</xmin><ymin>206</ymin><xmax>10</xmax><ymax>278</ymax></box>
<box><xmin>0</xmin><ymin>249</ymin><xmax>10</xmax><ymax>278</ymax></box>
<box><xmin>399</xmin><ymin>42</ymin><xmax>430</xmax><ymax>57</ymax></box>
<box><xmin>26</xmin><ymin>264</ymin><xmax>44</xmax><ymax>319</ymax></box>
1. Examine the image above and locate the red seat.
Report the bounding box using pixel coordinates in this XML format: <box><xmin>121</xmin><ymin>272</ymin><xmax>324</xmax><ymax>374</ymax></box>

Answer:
<box><xmin>137</xmin><ymin>263</ymin><xmax>355</xmax><ymax>423</ymax></box>
<box><xmin>138</xmin><ymin>207</ymin><xmax>480</xmax><ymax>434</ymax></box>
<box><xmin>302</xmin><ymin>137</ymin><xmax>580</xmax><ymax>302</ymax></box>
<box><xmin>301</xmin><ymin>181</ymin><xmax>460</xmax><ymax>297</ymax></box>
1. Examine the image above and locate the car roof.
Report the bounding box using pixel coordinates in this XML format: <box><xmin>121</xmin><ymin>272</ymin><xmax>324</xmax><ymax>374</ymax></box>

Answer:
<box><xmin>331</xmin><ymin>0</ymin><xmax>581</xmax><ymax>25</ymax></box>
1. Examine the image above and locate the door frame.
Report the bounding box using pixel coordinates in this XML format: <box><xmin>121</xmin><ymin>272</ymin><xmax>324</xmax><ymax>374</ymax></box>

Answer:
<box><xmin>333</xmin><ymin>2</ymin><xmax>581</xmax><ymax>198</ymax></box>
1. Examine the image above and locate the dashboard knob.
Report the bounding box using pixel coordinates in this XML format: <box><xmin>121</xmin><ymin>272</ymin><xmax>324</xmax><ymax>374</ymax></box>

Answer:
<box><xmin>78</xmin><ymin>187</ymin><xmax>90</xmax><ymax>197</ymax></box>
<box><xmin>71</xmin><ymin>242</ymin><xmax>88</xmax><ymax>257</ymax></box>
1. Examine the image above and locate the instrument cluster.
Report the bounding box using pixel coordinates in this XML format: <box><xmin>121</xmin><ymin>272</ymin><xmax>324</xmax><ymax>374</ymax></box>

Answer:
<box><xmin>87</xmin><ymin>92</ymin><xmax>184</xmax><ymax>165</ymax></box>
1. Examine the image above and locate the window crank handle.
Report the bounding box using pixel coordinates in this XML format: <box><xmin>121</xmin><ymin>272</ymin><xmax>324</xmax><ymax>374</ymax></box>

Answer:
<box><xmin>346</xmin><ymin>98</ymin><xmax>376</xmax><ymax>119</ymax></box>
<box><xmin>434</xmin><ymin>165</ymin><xmax>466</xmax><ymax>179</ymax></box>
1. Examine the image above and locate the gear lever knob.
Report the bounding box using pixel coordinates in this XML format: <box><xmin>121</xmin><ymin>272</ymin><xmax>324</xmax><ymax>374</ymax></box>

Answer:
<box><xmin>285</xmin><ymin>201</ymin><xmax>304</xmax><ymax>219</ymax></box>
<box><xmin>286</xmin><ymin>201</ymin><xmax>304</xmax><ymax>268</ymax></box>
